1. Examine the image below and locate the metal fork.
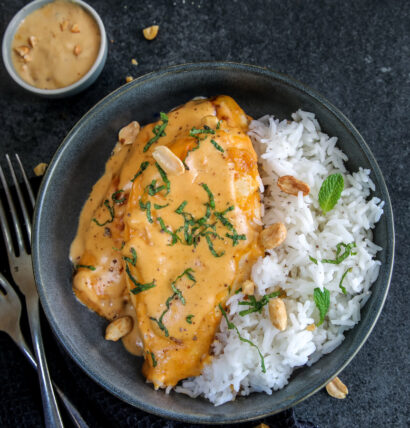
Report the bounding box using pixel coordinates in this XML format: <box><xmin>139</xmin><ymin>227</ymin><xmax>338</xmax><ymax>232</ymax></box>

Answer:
<box><xmin>0</xmin><ymin>154</ymin><xmax>65</xmax><ymax>427</ymax></box>
<box><xmin>0</xmin><ymin>273</ymin><xmax>88</xmax><ymax>427</ymax></box>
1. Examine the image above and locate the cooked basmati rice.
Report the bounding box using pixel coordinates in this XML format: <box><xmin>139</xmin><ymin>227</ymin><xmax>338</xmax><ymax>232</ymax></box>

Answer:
<box><xmin>176</xmin><ymin>110</ymin><xmax>384</xmax><ymax>405</ymax></box>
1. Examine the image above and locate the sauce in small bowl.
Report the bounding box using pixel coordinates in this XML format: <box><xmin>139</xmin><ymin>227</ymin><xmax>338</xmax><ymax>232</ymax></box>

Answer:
<box><xmin>2</xmin><ymin>0</ymin><xmax>107</xmax><ymax>97</ymax></box>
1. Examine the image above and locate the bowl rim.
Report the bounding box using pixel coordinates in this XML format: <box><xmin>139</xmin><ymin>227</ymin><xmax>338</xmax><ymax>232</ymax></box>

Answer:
<box><xmin>1</xmin><ymin>0</ymin><xmax>107</xmax><ymax>96</ymax></box>
<box><xmin>32</xmin><ymin>61</ymin><xmax>395</xmax><ymax>424</ymax></box>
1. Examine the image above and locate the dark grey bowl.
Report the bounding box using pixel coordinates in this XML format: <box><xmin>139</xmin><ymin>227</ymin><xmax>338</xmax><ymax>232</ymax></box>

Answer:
<box><xmin>32</xmin><ymin>62</ymin><xmax>394</xmax><ymax>424</ymax></box>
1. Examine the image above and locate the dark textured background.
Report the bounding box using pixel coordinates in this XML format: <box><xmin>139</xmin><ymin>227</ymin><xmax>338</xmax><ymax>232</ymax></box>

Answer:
<box><xmin>0</xmin><ymin>0</ymin><xmax>409</xmax><ymax>427</ymax></box>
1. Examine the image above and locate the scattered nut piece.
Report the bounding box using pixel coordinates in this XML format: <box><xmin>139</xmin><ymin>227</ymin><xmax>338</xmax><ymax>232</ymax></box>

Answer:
<box><xmin>70</xmin><ymin>23</ymin><xmax>80</xmax><ymax>33</ymax></box>
<box><xmin>143</xmin><ymin>25</ymin><xmax>159</xmax><ymax>40</ymax></box>
<box><xmin>15</xmin><ymin>46</ymin><xmax>30</xmax><ymax>57</ymax></box>
<box><xmin>21</xmin><ymin>64</ymin><xmax>28</xmax><ymax>72</ymax></box>
<box><xmin>326</xmin><ymin>376</ymin><xmax>348</xmax><ymax>399</ymax></box>
<box><xmin>105</xmin><ymin>316</ymin><xmax>133</xmax><ymax>341</ymax></box>
<box><xmin>23</xmin><ymin>54</ymin><xmax>32</xmax><ymax>63</ymax></box>
<box><xmin>201</xmin><ymin>115</ymin><xmax>219</xmax><ymax>128</ymax></box>
<box><xmin>131</xmin><ymin>58</ymin><xmax>138</xmax><ymax>65</ymax></box>
<box><xmin>125</xmin><ymin>76</ymin><xmax>134</xmax><ymax>83</ymax></box>
<box><xmin>268</xmin><ymin>297</ymin><xmax>287</xmax><ymax>331</ymax></box>
<box><xmin>242</xmin><ymin>279</ymin><xmax>255</xmax><ymax>296</ymax></box>
<box><xmin>33</xmin><ymin>163</ymin><xmax>48</xmax><ymax>176</ymax></box>
<box><xmin>254</xmin><ymin>423</ymin><xmax>270</xmax><ymax>428</ymax></box>
<box><xmin>73</xmin><ymin>45</ymin><xmax>82</xmax><ymax>56</ymax></box>
<box><xmin>306</xmin><ymin>323</ymin><xmax>316</xmax><ymax>331</ymax></box>
<box><xmin>28</xmin><ymin>36</ymin><xmax>37</xmax><ymax>48</ymax></box>
<box><xmin>60</xmin><ymin>20</ymin><xmax>68</xmax><ymax>31</ymax></box>
<box><xmin>153</xmin><ymin>145</ymin><xmax>185</xmax><ymax>176</ymax></box>
<box><xmin>260</xmin><ymin>222</ymin><xmax>287</xmax><ymax>250</ymax></box>
<box><xmin>118</xmin><ymin>121</ymin><xmax>140</xmax><ymax>145</ymax></box>
<box><xmin>277</xmin><ymin>175</ymin><xmax>310</xmax><ymax>196</ymax></box>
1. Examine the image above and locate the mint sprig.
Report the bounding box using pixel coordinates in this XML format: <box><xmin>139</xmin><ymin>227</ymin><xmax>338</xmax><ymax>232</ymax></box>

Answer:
<box><xmin>318</xmin><ymin>173</ymin><xmax>344</xmax><ymax>213</ymax></box>
<box><xmin>313</xmin><ymin>287</ymin><xmax>330</xmax><ymax>326</ymax></box>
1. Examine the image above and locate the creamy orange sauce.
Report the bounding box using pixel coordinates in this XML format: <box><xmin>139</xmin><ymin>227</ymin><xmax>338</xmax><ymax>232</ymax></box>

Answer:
<box><xmin>12</xmin><ymin>0</ymin><xmax>100</xmax><ymax>89</ymax></box>
<box><xmin>70</xmin><ymin>96</ymin><xmax>263</xmax><ymax>387</ymax></box>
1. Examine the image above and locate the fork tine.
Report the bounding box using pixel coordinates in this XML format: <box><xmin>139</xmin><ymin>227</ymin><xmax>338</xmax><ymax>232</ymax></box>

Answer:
<box><xmin>0</xmin><ymin>193</ymin><xmax>15</xmax><ymax>262</ymax></box>
<box><xmin>6</xmin><ymin>154</ymin><xmax>32</xmax><ymax>243</ymax></box>
<box><xmin>15</xmin><ymin>154</ymin><xmax>35</xmax><ymax>209</ymax></box>
<box><xmin>0</xmin><ymin>164</ymin><xmax>26</xmax><ymax>254</ymax></box>
<box><xmin>0</xmin><ymin>272</ymin><xmax>17</xmax><ymax>296</ymax></box>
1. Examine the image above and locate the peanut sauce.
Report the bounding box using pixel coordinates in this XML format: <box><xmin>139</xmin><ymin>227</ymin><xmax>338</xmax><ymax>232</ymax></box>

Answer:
<box><xmin>70</xmin><ymin>96</ymin><xmax>263</xmax><ymax>388</ymax></box>
<box><xmin>12</xmin><ymin>0</ymin><xmax>100</xmax><ymax>89</ymax></box>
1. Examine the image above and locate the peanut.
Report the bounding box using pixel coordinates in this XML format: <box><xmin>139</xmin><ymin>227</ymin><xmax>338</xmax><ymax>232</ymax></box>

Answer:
<box><xmin>105</xmin><ymin>316</ymin><xmax>133</xmax><ymax>341</ymax></box>
<box><xmin>325</xmin><ymin>376</ymin><xmax>348</xmax><ymax>399</ymax></box>
<box><xmin>143</xmin><ymin>25</ymin><xmax>159</xmax><ymax>40</ymax></box>
<box><xmin>118</xmin><ymin>121</ymin><xmax>140</xmax><ymax>145</ymax></box>
<box><xmin>201</xmin><ymin>115</ymin><xmax>219</xmax><ymax>129</ymax></box>
<box><xmin>260</xmin><ymin>222</ymin><xmax>287</xmax><ymax>250</ymax></box>
<box><xmin>268</xmin><ymin>297</ymin><xmax>287</xmax><ymax>331</ymax></box>
<box><xmin>277</xmin><ymin>175</ymin><xmax>310</xmax><ymax>196</ymax></box>
<box><xmin>242</xmin><ymin>280</ymin><xmax>255</xmax><ymax>296</ymax></box>
<box><xmin>153</xmin><ymin>145</ymin><xmax>185</xmax><ymax>176</ymax></box>
<box><xmin>71</xmin><ymin>24</ymin><xmax>80</xmax><ymax>33</ymax></box>
<box><xmin>33</xmin><ymin>163</ymin><xmax>48</xmax><ymax>177</ymax></box>
<box><xmin>15</xmin><ymin>46</ymin><xmax>30</xmax><ymax>57</ymax></box>
<box><xmin>73</xmin><ymin>45</ymin><xmax>82</xmax><ymax>56</ymax></box>
<box><xmin>125</xmin><ymin>76</ymin><xmax>134</xmax><ymax>83</ymax></box>
<box><xmin>28</xmin><ymin>36</ymin><xmax>37</xmax><ymax>48</ymax></box>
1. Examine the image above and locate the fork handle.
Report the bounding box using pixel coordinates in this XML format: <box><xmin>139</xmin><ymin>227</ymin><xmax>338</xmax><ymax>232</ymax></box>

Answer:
<box><xmin>26</xmin><ymin>295</ymin><xmax>64</xmax><ymax>428</ymax></box>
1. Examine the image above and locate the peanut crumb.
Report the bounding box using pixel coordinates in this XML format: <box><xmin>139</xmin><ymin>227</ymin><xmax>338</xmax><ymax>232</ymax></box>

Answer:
<box><xmin>143</xmin><ymin>25</ymin><xmax>159</xmax><ymax>40</ymax></box>
<box><xmin>60</xmin><ymin>20</ymin><xmax>68</xmax><ymax>31</ymax></box>
<box><xmin>131</xmin><ymin>58</ymin><xmax>138</xmax><ymax>65</ymax></box>
<box><xmin>28</xmin><ymin>36</ymin><xmax>37</xmax><ymax>48</ymax></box>
<box><xmin>306</xmin><ymin>324</ymin><xmax>316</xmax><ymax>331</ymax></box>
<box><xmin>71</xmin><ymin>24</ymin><xmax>80</xmax><ymax>33</ymax></box>
<box><xmin>34</xmin><ymin>163</ymin><xmax>48</xmax><ymax>176</ymax></box>
<box><xmin>73</xmin><ymin>45</ymin><xmax>82</xmax><ymax>56</ymax></box>
<box><xmin>125</xmin><ymin>76</ymin><xmax>134</xmax><ymax>83</ymax></box>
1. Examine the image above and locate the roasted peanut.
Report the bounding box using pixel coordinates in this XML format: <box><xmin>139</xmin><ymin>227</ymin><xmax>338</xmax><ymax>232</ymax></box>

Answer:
<box><xmin>268</xmin><ymin>297</ymin><xmax>287</xmax><ymax>331</ymax></box>
<box><xmin>118</xmin><ymin>121</ymin><xmax>140</xmax><ymax>145</ymax></box>
<box><xmin>277</xmin><ymin>175</ymin><xmax>310</xmax><ymax>196</ymax></box>
<box><xmin>23</xmin><ymin>54</ymin><xmax>32</xmax><ymax>63</ymax></box>
<box><xmin>153</xmin><ymin>145</ymin><xmax>185</xmax><ymax>176</ymax></box>
<box><xmin>143</xmin><ymin>25</ymin><xmax>159</xmax><ymax>40</ymax></box>
<box><xmin>131</xmin><ymin>58</ymin><xmax>138</xmax><ymax>65</ymax></box>
<box><xmin>201</xmin><ymin>115</ymin><xmax>219</xmax><ymax>129</ymax></box>
<box><xmin>306</xmin><ymin>324</ymin><xmax>316</xmax><ymax>331</ymax></box>
<box><xmin>325</xmin><ymin>376</ymin><xmax>348</xmax><ymax>399</ymax></box>
<box><xmin>15</xmin><ymin>46</ymin><xmax>30</xmax><ymax>57</ymax></box>
<box><xmin>60</xmin><ymin>20</ymin><xmax>68</xmax><ymax>31</ymax></box>
<box><xmin>71</xmin><ymin>23</ymin><xmax>80</xmax><ymax>33</ymax></box>
<box><xmin>105</xmin><ymin>316</ymin><xmax>133</xmax><ymax>341</ymax></box>
<box><xmin>125</xmin><ymin>76</ymin><xmax>133</xmax><ymax>83</ymax></box>
<box><xmin>73</xmin><ymin>45</ymin><xmax>82</xmax><ymax>56</ymax></box>
<box><xmin>242</xmin><ymin>280</ymin><xmax>255</xmax><ymax>296</ymax></box>
<box><xmin>260</xmin><ymin>222</ymin><xmax>287</xmax><ymax>250</ymax></box>
<box><xmin>254</xmin><ymin>424</ymin><xmax>270</xmax><ymax>428</ymax></box>
<box><xmin>33</xmin><ymin>163</ymin><xmax>48</xmax><ymax>176</ymax></box>
<box><xmin>28</xmin><ymin>36</ymin><xmax>37</xmax><ymax>48</ymax></box>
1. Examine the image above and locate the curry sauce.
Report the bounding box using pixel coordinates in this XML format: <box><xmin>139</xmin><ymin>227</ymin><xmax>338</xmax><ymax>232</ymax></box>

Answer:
<box><xmin>70</xmin><ymin>96</ymin><xmax>263</xmax><ymax>387</ymax></box>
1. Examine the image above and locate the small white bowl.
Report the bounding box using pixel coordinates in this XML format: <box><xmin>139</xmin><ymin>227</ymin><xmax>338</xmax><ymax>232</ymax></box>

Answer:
<box><xmin>2</xmin><ymin>0</ymin><xmax>107</xmax><ymax>98</ymax></box>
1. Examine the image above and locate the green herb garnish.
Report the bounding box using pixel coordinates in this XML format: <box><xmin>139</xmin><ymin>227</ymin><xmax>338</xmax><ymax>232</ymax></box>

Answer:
<box><xmin>143</xmin><ymin>112</ymin><xmax>169</xmax><ymax>152</ymax></box>
<box><xmin>131</xmin><ymin>161</ymin><xmax>149</xmax><ymax>182</ymax></box>
<box><xmin>186</xmin><ymin>315</ymin><xmax>194</xmax><ymax>324</ymax></box>
<box><xmin>238</xmin><ymin>291</ymin><xmax>281</xmax><ymax>316</ymax></box>
<box><xmin>92</xmin><ymin>199</ymin><xmax>115</xmax><ymax>226</ymax></box>
<box><xmin>322</xmin><ymin>242</ymin><xmax>356</xmax><ymax>264</ymax></box>
<box><xmin>76</xmin><ymin>264</ymin><xmax>96</xmax><ymax>271</ymax></box>
<box><xmin>339</xmin><ymin>268</ymin><xmax>352</xmax><ymax>295</ymax></box>
<box><xmin>175</xmin><ymin>200</ymin><xmax>188</xmax><ymax>214</ymax></box>
<box><xmin>157</xmin><ymin>217</ymin><xmax>180</xmax><ymax>245</ymax></box>
<box><xmin>205</xmin><ymin>234</ymin><xmax>225</xmax><ymax>257</ymax></box>
<box><xmin>189</xmin><ymin>126</ymin><xmax>216</xmax><ymax>137</ymax></box>
<box><xmin>150</xmin><ymin>351</ymin><xmax>157</xmax><ymax>367</ymax></box>
<box><xmin>309</xmin><ymin>256</ymin><xmax>318</xmax><ymax>265</ymax></box>
<box><xmin>112</xmin><ymin>241</ymin><xmax>125</xmax><ymax>252</ymax></box>
<box><xmin>210</xmin><ymin>139</ymin><xmax>224</xmax><ymax>153</ymax></box>
<box><xmin>111</xmin><ymin>190</ymin><xmax>126</xmax><ymax>204</ymax></box>
<box><xmin>150</xmin><ymin>268</ymin><xmax>196</xmax><ymax>337</ymax></box>
<box><xmin>139</xmin><ymin>200</ymin><xmax>153</xmax><ymax>223</ymax></box>
<box><xmin>219</xmin><ymin>304</ymin><xmax>266</xmax><ymax>373</ymax></box>
<box><xmin>216</xmin><ymin>120</ymin><xmax>221</xmax><ymax>130</ymax></box>
<box><xmin>126</xmin><ymin>265</ymin><xmax>156</xmax><ymax>295</ymax></box>
<box><xmin>318</xmin><ymin>173</ymin><xmax>344</xmax><ymax>213</ymax></box>
<box><xmin>155</xmin><ymin>162</ymin><xmax>170</xmax><ymax>195</ymax></box>
<box><xmin>154</xmin><ymin>203</ymin><xmax>169</xmax><ymax>209</ymax></box>
<box><xmin>123</xmin><ymin>247</ymin><xmax>137</xmax><ymax>266</ymax></box>
<box><xmin>234</xmin><ymin>287</ymin><xmax>243</xmax><ymax>294</ymax></box>
<box><xmin>313</xmin><ymin>287</ymin><xmax>330</xmax><ymax>326</ymax></box>
<box><xmin>201</xmin><ymin>183</ymin><xmax>215</xmax><ymax>209</ymax></box>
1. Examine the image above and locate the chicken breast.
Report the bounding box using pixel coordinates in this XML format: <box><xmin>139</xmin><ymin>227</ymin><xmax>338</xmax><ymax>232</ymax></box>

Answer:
<box><xmin>70</xmin><ymin>96</ymin><xmax>263</xmax><ymax>385</ymax></box>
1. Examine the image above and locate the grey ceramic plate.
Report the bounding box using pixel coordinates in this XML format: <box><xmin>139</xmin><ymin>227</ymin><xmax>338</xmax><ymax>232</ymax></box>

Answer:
<box><xmin>33</xmin><ymin>62</ymin><xmax>394</xmax><ymax>424</ymax></box>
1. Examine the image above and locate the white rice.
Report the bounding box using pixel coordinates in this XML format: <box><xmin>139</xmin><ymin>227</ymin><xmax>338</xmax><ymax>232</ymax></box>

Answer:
<box><xmin>176</xmin><ymin>110</ymin><xmax>384</xmax><ymax>405</ymax></box>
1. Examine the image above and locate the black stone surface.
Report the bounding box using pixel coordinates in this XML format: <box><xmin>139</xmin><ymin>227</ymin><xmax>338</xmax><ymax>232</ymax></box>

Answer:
<box><xmin>0</xmin><ymin>1</ymin><xmax>408</xmax><ymax>427</ymax></box>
